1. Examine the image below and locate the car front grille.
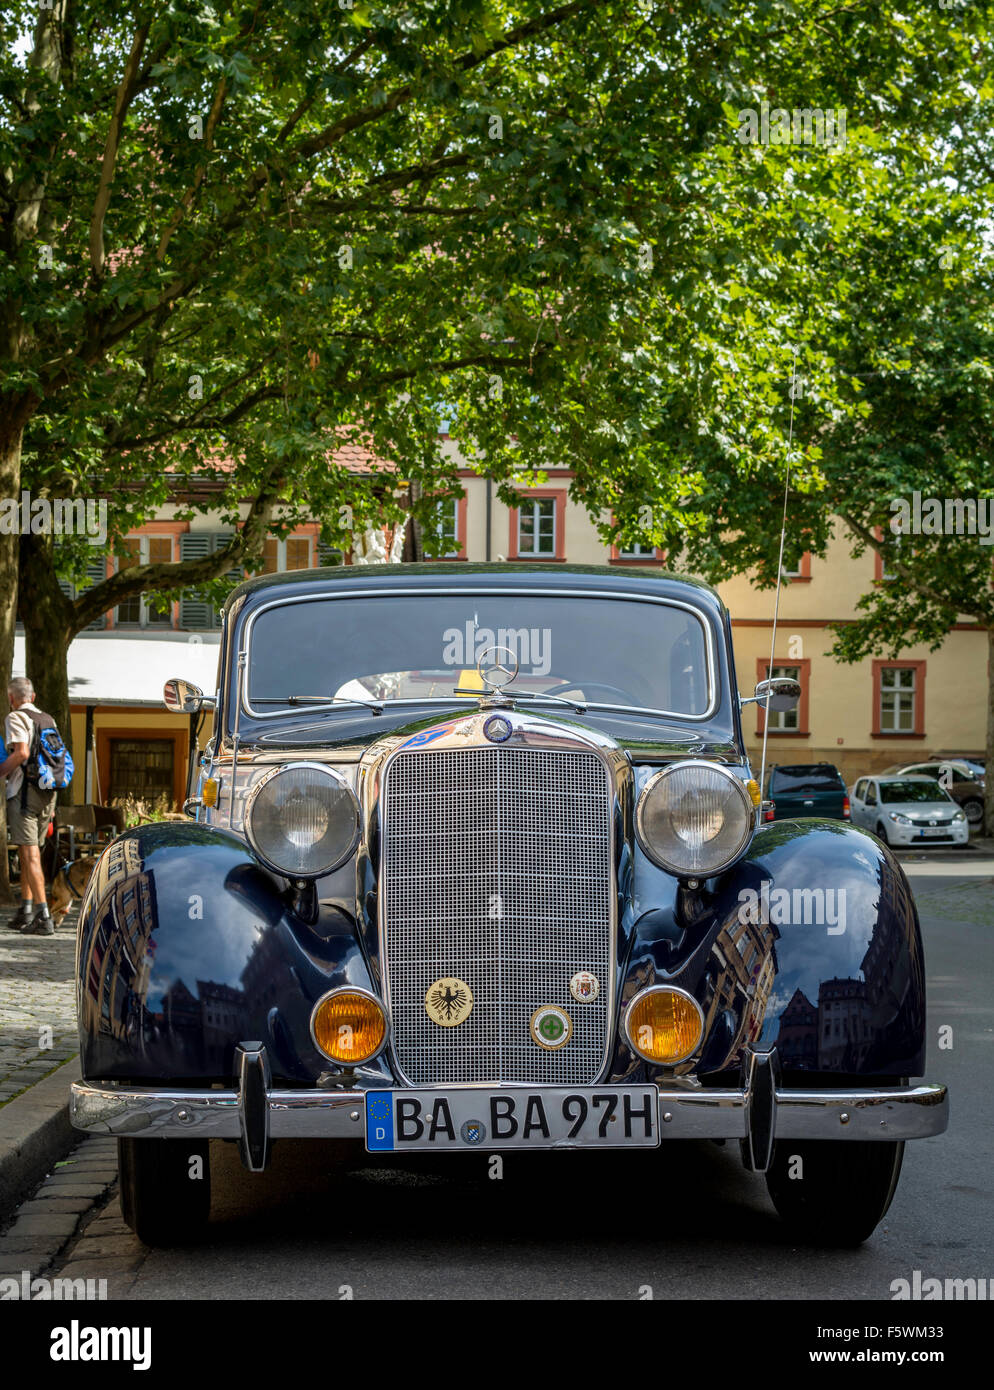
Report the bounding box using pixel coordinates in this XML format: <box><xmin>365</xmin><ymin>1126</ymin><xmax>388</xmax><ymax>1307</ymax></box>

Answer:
<box><xmin>380</xmin><ymin>745</ymin><xmax>613</xmax><ymax>1086</ymax></box>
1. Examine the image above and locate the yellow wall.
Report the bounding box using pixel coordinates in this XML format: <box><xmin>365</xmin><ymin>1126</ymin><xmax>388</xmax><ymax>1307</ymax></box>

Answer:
<box><xmin>68</xmin><ymin>707</ymin><xmax>215</xmax><ymax>808</ymax></box>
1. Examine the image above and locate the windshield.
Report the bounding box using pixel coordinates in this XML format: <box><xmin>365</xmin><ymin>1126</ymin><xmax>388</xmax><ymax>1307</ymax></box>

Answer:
<box><xmin>770</xmin><ymin>766</ymin><xmax>844</xmax><ymax>793</ymax></box>
<box><xmin>243</xmin><ymin>592</ymin><xmax>713</xmax><ymax>718</ymax></box>
<box><xmin>879</xmin><ymin>780</ymin><xmax>951</xmax><ymax>804</ymax></box>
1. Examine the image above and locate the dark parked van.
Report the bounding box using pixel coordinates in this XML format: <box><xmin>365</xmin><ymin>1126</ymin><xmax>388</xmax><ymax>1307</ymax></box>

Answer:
<box><xmin>765</xmin><ymin>763</ymin><xmax>850</xmax><ymax>821</ymax></box>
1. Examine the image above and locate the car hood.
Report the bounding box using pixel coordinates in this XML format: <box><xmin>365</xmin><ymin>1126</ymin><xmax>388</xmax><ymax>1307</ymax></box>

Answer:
<box><xmin>879</xmin><ymin>800</ymin><xmax>959</xmax><ymax>818</ymax></box>
<box><xmin>252</xmin><ymin>703</ymin><xmax>745</xmax><ymax>763</ymax></box>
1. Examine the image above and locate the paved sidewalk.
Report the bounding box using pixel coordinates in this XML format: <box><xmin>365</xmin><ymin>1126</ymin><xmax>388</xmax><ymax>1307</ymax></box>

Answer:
<box><xmin>0</xmin><ymin>1135</ymin><xmax>122</xmax><ymax>1297</ymax></box>
<box><xmin>0</xmin><ymin>904</ymin><xmax>80</xmax><ymax>1105</ymax></box>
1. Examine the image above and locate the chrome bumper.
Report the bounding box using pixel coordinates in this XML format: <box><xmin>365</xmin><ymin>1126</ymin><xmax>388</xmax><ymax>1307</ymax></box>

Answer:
<box><xmin>70</xmin><ymin>1047</ymin><xmax>948</xmax><ymax>1174</ymax></box>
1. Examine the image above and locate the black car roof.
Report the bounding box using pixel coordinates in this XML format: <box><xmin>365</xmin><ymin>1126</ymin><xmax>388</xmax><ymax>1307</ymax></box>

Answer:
<box><xmin>223</xmin><ymin>561</ymin><xmax>728</xmax><ymax>619</ymax></box>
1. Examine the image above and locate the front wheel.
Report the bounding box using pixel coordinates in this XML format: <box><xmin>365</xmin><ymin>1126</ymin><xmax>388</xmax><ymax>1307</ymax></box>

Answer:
<box><xmin>962</xmin><ymin>798</ymin><xmax>984</xmax><ymax>829</ymax></box>
<box><xmin>765</xmin><ymin>1139</ymin><xmax>904</xmax><ymax>1246</ymax></box>
<box><xmin>875</xmin><ymin>820</ymin><xmax>892</xmax><ymax>847</ymax></box>
<box><xmin>118</xmin><ymin>1137</ymin><xmax>211</xmax><ymax>1247</ymax></box>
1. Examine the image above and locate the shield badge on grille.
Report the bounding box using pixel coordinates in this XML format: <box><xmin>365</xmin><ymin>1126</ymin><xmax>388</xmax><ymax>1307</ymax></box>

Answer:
<box><xmin>425</xmin><ymin>977</ymin><xmax>474</xmax><ymax>1027</ymax></box>
<box><xmin>530</xmin><ymin>1005</ymin><xmax>573</xmax><ymax>1050</ymax></box>
<box><xmin>569</xmin><ymin>970</ymin><xmax>600</xmax><ymax>1003</ymax></box>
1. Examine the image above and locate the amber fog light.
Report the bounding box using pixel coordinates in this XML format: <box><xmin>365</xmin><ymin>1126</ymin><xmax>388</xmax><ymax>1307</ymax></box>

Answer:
<box><xmin>310</xmin><ymin>988</ymin><xmax>388</xmax><ymax>1066</ymax></box>
<box><xmin>624</xmin><ymin>986</ymin><xmax>704</xmax><ymax>1065</ymax></box>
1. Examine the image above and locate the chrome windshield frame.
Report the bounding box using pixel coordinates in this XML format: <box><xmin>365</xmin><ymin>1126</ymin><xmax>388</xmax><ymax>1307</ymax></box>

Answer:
<box><xmin>236</xmin><ymin>586</ymin><xmax>721</xmax><ymax>726</ymax></box>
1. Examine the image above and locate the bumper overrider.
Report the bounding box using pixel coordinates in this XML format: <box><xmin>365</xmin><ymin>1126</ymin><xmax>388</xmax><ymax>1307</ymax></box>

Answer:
<box><xmin>69</xmin><ymin>1043</ymin><xmax>949</xmax><ymax>1175</ymax></box>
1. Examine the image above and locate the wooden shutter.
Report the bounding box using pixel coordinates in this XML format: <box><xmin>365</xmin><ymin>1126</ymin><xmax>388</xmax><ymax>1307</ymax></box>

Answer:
<box><xmin>178</xmin><ymin>534</ymin><xmax>214</xmax><ymax>629</ymax></box>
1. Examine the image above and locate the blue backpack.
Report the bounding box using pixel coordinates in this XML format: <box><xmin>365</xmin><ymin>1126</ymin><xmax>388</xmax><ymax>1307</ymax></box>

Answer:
<box><xmin>21</xmin><ymin>709</ymin><xmax>74</xmax><ymax>805</ymax></box>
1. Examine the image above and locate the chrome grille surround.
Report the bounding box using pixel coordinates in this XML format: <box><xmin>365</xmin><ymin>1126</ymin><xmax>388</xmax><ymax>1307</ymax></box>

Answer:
<box><xmin>371</xmin><ymin>710</ymin><xmax>622</xmax><ymax>1088</ymax></box>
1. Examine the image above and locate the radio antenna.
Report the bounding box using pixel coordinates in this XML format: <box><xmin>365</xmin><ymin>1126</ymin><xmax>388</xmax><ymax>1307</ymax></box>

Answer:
<box><xmin>758</xmin><ymin>347</ymin><xmax>800</xmax><ymax>805</ymax></box>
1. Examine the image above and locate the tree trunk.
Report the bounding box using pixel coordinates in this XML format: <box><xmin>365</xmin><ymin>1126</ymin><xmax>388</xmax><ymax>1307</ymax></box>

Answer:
<box><xmin>986</xmin><ymin>627</ymin><xmax>994</xmax><ymax>838</ymax></box>
<box><xmin>0</xmin><ymin>421</ymin><xmax>24</xmax><ymax>902</ymax></box>
<box><xmin>18</xmin><ymin>531</ymin><xmax>75</xmax><ymax>760</ymax></box>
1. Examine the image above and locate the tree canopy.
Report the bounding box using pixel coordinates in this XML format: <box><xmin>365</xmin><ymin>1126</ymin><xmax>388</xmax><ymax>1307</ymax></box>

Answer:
<box><xmin>1</xmin><ymin>0</ymin><xmax>991</xmax><ymax>875</ymax></box>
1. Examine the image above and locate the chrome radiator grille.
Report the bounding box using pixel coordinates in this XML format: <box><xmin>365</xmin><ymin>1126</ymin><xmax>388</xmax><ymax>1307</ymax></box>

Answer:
<box><xmin>381</xmin><ymin>746</ymin><xmax>613</xmax><ymax>1086</ymax></box>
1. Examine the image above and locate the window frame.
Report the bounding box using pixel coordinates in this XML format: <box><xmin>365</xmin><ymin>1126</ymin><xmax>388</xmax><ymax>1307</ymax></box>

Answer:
<box><xmin>507</xmin><ymin>489</ymin><xmax>567</xmax><ymax>561</ymax></box>
<box><xmin>872</xmin><ymin>659</ymin><xmax>926</xmax><ymax>738</ymax></box>
<box><xmin>755</xmin><ymin>657</ymin><xmax>811</xmax><ymax>737</ymax></box>
<box><xmin>780</xmin><ymin>552</ymin><xmax>812</xmax><ymax>582</ymax></box>
<box><xmin>425</xmin><ymin>495</ymin><xmax>468</xmax><ymax>561</ymax></box>
<box><xmin>113</xmin><ymin>534</ymin><xmax>176</xmax><ymax>628</ymax></box>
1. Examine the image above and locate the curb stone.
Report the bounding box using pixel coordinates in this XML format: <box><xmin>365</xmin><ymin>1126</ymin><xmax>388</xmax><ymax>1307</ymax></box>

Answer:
<box><xmin>0</xmin><ymin>1056</ymin><xmax>82</xmax><ymax>1217</ymax></box>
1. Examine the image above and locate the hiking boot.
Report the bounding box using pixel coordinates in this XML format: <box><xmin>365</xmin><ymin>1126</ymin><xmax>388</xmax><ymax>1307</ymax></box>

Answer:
<box><xmin>7</xmin><ymin>903</ymin><xmax>34</xmax><ymax>931</ymax></box>
<box><xmin>27</xmin><ymin>909</ymin><xmax>55</xmax><ymax>936</ymax></box>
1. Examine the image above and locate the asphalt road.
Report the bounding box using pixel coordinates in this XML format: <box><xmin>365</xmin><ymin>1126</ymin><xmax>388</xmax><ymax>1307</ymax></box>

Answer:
<box><xmin>52</xmin><ymin>849</ymin><xmax>994</xmax><ymax>1300</ymax></box>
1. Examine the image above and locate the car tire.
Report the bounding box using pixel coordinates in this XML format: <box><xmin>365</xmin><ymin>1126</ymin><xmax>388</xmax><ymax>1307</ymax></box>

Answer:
<box><xmin>765</xmin><ymin>1139</ymin><xmax>904</xmax><ymax>1246</ymax></box>
<box><xmin>875</xmin><ymin>820</ymin><xmax>891</xmax><ymax>847</ymax></box>
<box><xmin>962</xmin><ymin>798</ymin><xmax>984</xmax><ymax>829</ymax></box>
<box><xmin>118</xmin><ymin>1137</ymin><xmax>211</xmax><ymax>1247</ymax></box>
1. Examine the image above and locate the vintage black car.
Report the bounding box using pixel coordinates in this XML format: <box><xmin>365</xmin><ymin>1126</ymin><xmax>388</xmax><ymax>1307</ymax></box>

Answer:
<box><xmin>70</xmin><ymin>564</ymin><xmax>948</xmax><ymax>1246</ymax></box>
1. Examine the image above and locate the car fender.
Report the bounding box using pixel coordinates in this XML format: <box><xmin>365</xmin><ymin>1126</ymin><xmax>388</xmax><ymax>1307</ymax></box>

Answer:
<box><xmin>616</xmin><ymin>820</ymin><xmax>925</xmax><ymax>1081</ymax></box>
<box><xmin>76</xmin><ymin>823</ymin><xmax>383</xmax><ymax>1085</ymax></box>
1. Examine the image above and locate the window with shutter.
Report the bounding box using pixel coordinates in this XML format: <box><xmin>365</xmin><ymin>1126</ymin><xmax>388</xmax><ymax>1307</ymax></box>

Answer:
<box><xmin>178</xmin><ymin>534</ymin><xmax>215</xmax><ymax>629</ymax></box>
<box><xmin>179</xmin><ymin>533</ymin><xmax>244</xmax><ymax>630</ymax></box>
<box><xmin>79</xmin><ymin>562</ymin><xmax>109</xmax><ymax>630</ymax></box>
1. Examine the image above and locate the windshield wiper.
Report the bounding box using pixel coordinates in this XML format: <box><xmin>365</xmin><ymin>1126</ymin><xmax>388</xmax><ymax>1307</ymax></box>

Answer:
<box><xmin>452</xmin><ymin>684</ymin><xmax>586</xmax><ymax>713</ymax></box>
<box><xmin>253</xmin><ymin>695</ymin><xmax>384</xmax><ymax>714</ymax></box>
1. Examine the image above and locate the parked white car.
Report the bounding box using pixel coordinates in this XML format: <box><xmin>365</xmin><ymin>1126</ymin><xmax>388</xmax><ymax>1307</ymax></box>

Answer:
<box><xmin>849</xmin><ymin>775</ymin><xmax>969</xmax><ymax>848</ymax></box>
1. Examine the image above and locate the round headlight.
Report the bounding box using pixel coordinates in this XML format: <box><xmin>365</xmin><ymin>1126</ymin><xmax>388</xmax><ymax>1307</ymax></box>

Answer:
<box><xmin>245</xmin><ymin>763</ymin><xmax>359</xmax><ymax>878</ymax></box>
<box><xmin>624</xmin><ymin>985</ymin><xmax>704</xmax><ymax>1065</ymax></box>
<box><xmin>635</xmin><ymin>760</ymin><xmax>754</xmax><ymax>877</ymax></box>
<box><xmin>311</xmin><ymin>988</ymin><xmax>388</xmax><ymax>1065</ymax></box>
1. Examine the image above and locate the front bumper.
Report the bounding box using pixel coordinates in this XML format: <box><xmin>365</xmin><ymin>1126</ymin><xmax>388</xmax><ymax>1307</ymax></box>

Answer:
<box><xmin>70</xmin><ymin>1045</ymin><xmax>948</xmax><ymax>1174</ymax></box>
<box><xmin>888</xmin><ymin>821</ymin><xmax>969</xmax><ymax>845</ymax></box>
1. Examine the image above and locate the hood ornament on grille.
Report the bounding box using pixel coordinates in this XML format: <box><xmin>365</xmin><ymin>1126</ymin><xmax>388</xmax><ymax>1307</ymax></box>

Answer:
<box><xmin>455</xmin><ymin>643</ymin><xmax>519</xmax><ymax>708</ymax></box>
<box><xmin>478</xmin><ymin>644</ymin><xmax>518</xmax><ymax>690</ymax></box>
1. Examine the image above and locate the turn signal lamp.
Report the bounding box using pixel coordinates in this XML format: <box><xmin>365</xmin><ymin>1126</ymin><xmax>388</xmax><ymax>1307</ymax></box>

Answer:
<box><xmin>310</xmin><ymin>988</ymin><xmax>388</xmax><ymax>1066</ymax></box>
<box><xmin>624</xmin><ymin>986</ymin><xmax>704</xmax><ymax>1065</ymax></box>
<box><xmin>746</xmin><ymin>779</ymin><xmax>761</xmax><ymax>808</ymax></box>
<box><xmin>201</xmin><ymin>778</ymin><xmax>218</xmax><ymax>808</ymax></box>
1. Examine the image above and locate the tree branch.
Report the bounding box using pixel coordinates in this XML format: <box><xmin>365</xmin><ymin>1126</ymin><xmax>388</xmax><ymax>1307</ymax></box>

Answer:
<box><xmin>839</xmin><ymin>511</ymin><xmax>990</xmax><ymax>622</ymax></box>
<box><xmin>156</xmin><ymin>74</ymin><xmax>228</xmax><ymax>262</ymax></box>
<box><xmin>69</xmin><ymin>462</ymin><xmax>287</xmax><ymax>632</ymax></box>
<box><xmin>89</xmin><ymin>15</ymin><xmax>153</xmax><ymax>277</ymax></box>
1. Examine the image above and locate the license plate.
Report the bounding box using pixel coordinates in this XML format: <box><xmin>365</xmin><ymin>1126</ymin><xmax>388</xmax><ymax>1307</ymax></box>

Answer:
<box><xmin>364</xmin><ymin>1086</ymin><xmax>659</xmax><ymax>1152</ymax></box>
<box><xmin>918</xmin><ymin>826</ymin><xmax>946</xmax><ymax>837</ymax></box>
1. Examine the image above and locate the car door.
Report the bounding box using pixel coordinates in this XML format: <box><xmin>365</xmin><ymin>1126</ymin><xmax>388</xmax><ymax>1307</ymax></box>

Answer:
<box><xmin>851</xmin><ymin>779</ymin><xmax>867</xmax><ymax>826</ymax></box>
<box><xmin>863</xmin><ymin>779</ymin><xmax>879</xmax><ymax>832</ymax></box>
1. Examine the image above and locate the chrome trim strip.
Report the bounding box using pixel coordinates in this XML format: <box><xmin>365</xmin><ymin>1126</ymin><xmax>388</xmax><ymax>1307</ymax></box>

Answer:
<box><xmin>235</xmin><ymin>1041</ymin><xmax>271</xmax><ymax>1172</ymax></box>
<box><xmin>69</xmin><ymin>1081</ymin><xmax>949</xmax><ymax>1143</ymax></box>
<box><xmin>237</xmin><ymin>587</ymin><xmax>720</xmax><ymax>724</ymax></box>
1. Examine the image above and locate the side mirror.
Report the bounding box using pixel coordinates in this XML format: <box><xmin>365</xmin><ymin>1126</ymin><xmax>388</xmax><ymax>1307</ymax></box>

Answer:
<box><xmin>753</xmin><ymin>676</ymin><xmax>801</xmax><ymax>713</ymax></box>
<box><xmin>164</xmin><ymin>677</ymin><xmax>211</xmax><ymax>714</ymax></box>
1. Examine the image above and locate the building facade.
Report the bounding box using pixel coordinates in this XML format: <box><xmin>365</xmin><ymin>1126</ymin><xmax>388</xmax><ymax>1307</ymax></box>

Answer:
<box><xmin>38</xmin><ymin>446</ymin><xmax>986</xmax><ymax>807</ymax></box>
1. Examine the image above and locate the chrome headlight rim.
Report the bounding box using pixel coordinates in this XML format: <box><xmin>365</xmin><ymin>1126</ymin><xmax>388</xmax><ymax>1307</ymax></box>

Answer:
<box><xmin>308</xmin><ymin>985</ymin><xmax>391</xmax><ymax>1065</ymax></box>
<box><xmin>244</xmin><ymin>761</ymin><xmax>360</xmax><ymax>879</ymax></box>
<box><xmin>635</xmin><ymin>758</ymin><xmax>755</xmax><ymax>878</ymax></box>
<box><xmin>622</xmin><ymin>984</ymin><xmax>706</xmax><ymax>1065</ymax></box>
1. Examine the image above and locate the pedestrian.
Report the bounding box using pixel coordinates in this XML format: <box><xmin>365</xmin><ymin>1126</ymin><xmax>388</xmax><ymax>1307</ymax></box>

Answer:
<box><xmin>2</xmin><ymin>677</ymin><xmax>59</xmax><ymax>935</ymax></box>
